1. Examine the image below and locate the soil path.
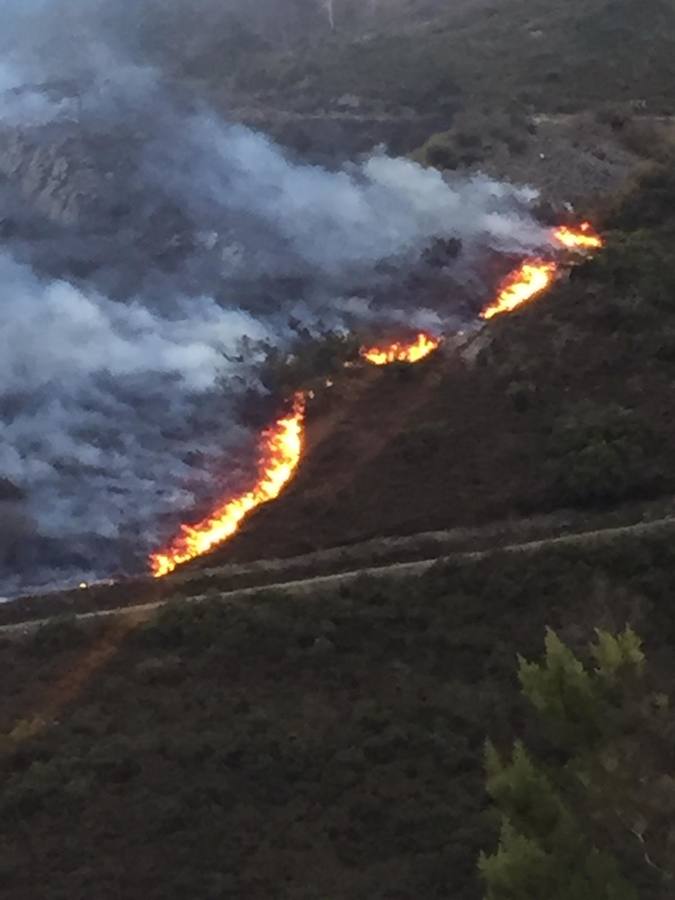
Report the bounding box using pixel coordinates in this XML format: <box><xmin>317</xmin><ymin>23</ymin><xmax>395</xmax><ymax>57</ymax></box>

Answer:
<box><xmin>4</xmin><ymin>513</ymin><xmax>674</xmax><ymax>636</ymax></box>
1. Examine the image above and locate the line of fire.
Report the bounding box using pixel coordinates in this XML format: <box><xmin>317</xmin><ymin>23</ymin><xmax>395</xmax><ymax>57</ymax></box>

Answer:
<box><xmin>149</xmin><ymin>222</ymin><xmax>604</xmax><ymax>577</ymax></box>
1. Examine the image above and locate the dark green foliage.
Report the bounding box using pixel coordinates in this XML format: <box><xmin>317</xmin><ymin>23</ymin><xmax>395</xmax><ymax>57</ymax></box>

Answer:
<box><xmin>415</xmin><ymin>108</ymin><xmax>533</xmax><ymax>170</ymax></box>
<box><xmin>604</xmin><ymin>166</ymin><xmax>675</xmax><ymax>233</ymax></box>
<box><xmin>4</xmin><ymin>532</ymin><xmax>675</xmax><ymax>897</ymax></box>
<box><xmin>458</xmin><ymin>164</ymin><xmax>675</xmax><ymax>520</ymax></box>
<box><xmin>258</xmin><ymin>330</ymin><xmax>360</xmax><ymax>395</ymax></box>
<box><xmin>581</xmin><ymin>231</ymin><xmax>675</xmax><ymax>306</ymax></box>
<box><xmin>481</xmin><ymin>627</ymin><xmax>674</xmax><ymax>898</ymax></box>
<box><xmin>29</xmin><ymin>616</ymin><xmax>89</xmax><ymax>655</ymax></box>
<box><xmin>544</xmin><ymin>402</ymin><xmax>665</xmax><ymax>507</ymax></box>
<box><xmin>506</xmin><ymin>380</ymin><xmax>537</xmax><ymax>413</ymax></box>
<box><xmin>425</xmin><ymin>139</ymin><xmax>460</xmax><ymax>171</ymax></box>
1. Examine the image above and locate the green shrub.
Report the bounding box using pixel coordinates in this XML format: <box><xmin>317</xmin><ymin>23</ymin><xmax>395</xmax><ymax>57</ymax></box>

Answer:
<box><xmin>29</xmin><ymin>617</ymin><xmax>87</xmax><ymax>655</ymax></box>
<box><xmin>604</xmin><ymin>165</ymin><xmax>675</xmax><ymax>232</ymax></box>
<box><xmin>544</xmin><ymin>402</ymin><xmax>665</xmax><ymax>506</ymax></box>
<box><xmin>426</xmin><ymin>141</ymin><xmax>460</xmax><ymax>170</ymax></box>
<box><xmin>618</xmin><ymin>119</ymin><xmax>673</xmax><ymax>161</ymax></box>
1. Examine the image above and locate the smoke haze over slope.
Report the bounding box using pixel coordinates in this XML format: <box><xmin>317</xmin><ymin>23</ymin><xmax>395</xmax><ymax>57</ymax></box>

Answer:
<box><xmin>0</xmin><ymin>0</ymin><xmax>552</xmax><ymax>594</ymax></box>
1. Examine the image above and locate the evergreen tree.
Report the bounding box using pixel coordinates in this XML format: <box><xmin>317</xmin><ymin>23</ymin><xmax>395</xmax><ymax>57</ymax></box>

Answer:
<box><xmin>480</xmin><ymin>628</ymin><xmax>675</xmax><ymax>899</ymax></box>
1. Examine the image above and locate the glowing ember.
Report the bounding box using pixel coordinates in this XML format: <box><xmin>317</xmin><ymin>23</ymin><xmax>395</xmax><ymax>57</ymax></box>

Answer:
<box><xmin>361</xmin><ymin>333</ymin><xmax>441</xmax><ymax>366</ymax></box>
<box><xmin>552</xmin><ymin>221</ymin><xmax>603</xmax><ymax>250</ymax></box>
<box><xmin>481</xmin><ymin>260</ymin><xmax>558</xmax><ymax>320</ymax></box>
<box><xmin>150</xmin><ymin>393</ymin><xmax>306</xmax><ymax>577</ymax></box>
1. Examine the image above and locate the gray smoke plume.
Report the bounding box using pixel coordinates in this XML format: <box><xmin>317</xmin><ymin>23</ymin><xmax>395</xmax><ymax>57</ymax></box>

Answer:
<box><xmin>0</xmin><ymin>1</ymin><xmax>553</xmax><ymax>595</ymax></box>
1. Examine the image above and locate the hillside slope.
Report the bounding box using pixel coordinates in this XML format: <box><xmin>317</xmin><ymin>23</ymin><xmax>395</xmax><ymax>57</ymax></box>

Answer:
<box><xmin>188</xmin><ymin>164</ymin><xmax>675</xmax><ymax>571</ymax></box>
<box><xmin>3</xmin><ymin>116</ymin><xmax>675</xmax><ymax>900</ymax></box>
<box><xmin>214</xmin><ymin>0</ymin><xmax>675</xmax><ymax>115</ymax></box>
<box><xmin>1</xmin><ymin>527</ymin><xmax>674</xmax><ymax>898</ymax></box>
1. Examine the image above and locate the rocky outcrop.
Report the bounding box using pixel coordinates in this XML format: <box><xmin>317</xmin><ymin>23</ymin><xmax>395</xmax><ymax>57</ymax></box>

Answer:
<box><xmin>0</xmin><ymin>115</ymin><xmax>200</xmax><ymax>295</ymax></box>
<box><xmin>0</xmin><ymin>122</ymin><xmax>140</xmax><ymax>228</ymax></box>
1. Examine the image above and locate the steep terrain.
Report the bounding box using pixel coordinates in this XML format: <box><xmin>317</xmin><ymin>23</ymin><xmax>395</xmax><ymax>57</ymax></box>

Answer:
<box><xmin>3</xmin><ymin>3</ymin><xmax>675</xmax><ymax>898</ymax></box>
<box><xmin>204</xmin><ymin>0</ymin><xmax>675</xmax><ymax>115</ymax></box>
<box><xmin>2</xmin><ymin>161</ymin><xmax>675</xmax><ymax>900</ymax></box>
<box><xmin>79</xmin><ymin>0</ymin><xmax>675</xmax><ymax>166</ymax></box>
<box><xmin>183</xmin><ymin>165</ymin><xmax>675</xmax><ymax>571</ymax></box>
<box><xmin>2</xmin><ymin>527</ymin><xmax>675</xmax><ymax>899</ymax></box>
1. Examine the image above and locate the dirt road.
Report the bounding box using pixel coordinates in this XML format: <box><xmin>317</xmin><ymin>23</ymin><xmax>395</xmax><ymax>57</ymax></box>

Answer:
<box><xmin>3</xmin><ymin>513</ymin><xmax>675</xmax><ymax>637</ymax></box>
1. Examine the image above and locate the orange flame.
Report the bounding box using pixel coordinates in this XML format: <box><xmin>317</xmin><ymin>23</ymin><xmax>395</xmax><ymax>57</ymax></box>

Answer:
<box><xmin>552</xmin><ymin>221</ymin><xmax>603</xmax><ymax>250</ymax></box>
<box><xmin>149</xmin><ymin>221</ymin><xmax>602</xmax><ymax>577</ymax></box>
<box><xmin>361</xmin><ymin>333</ymin><xmax>441</xmax><ymax>366</ymax></box>
<box><xmin>480</xmin><ymin>260</ymin><xmax>558</xmax><ymax>320</ymax></box>
<box><xmin>480</xmin><ymin>221</ymin><xmax>603</xmax><ymax>320</ymax></box>
<box><xmin>150</xmin><ymin>393</ymin><xmax>306</xmax><ymax>577</ymax></box>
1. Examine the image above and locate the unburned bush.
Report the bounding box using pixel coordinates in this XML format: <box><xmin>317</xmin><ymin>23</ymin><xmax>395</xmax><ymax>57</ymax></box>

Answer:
<box><xmin>544</xmin><ymin>402</ymin><xmax>666</xmax><ymax>507</ymax></box>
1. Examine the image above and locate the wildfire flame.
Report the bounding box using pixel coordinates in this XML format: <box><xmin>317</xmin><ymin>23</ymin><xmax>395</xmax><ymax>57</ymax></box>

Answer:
<box><xmin>481</xmin><ymin>223</ymin><xmax>604</xmax><ymax>320</ymax></box>
<box><xmin>480</xmin><ymin>260</ymin><xmax>558</xmax><ymax>321</ymax></box>
<box><xmin>149</xmin><ymin>222</ymin><xmax>603</xmax><ymax>577</ymax></box>
<box><xmin>552</xmin><ymin>221</ymin><xmax>603</xmax><ymax>250</ymax></box>
<box><xmin>361</xmin><ymin>333</ymin><xmax>441</xmax><ymax>366</ymax></box>
<box><xmin>150</xmin><ymin>393</ymin><xmax>306</xmax><ymax>577</ymax></box>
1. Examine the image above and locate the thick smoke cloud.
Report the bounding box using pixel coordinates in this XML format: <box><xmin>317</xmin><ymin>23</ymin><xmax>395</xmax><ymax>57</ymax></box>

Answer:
<box><xmin>0</xmin><ymin>0</ymin><xmax>550</xmax><ymax>595</ymax></box>
<box><xmin>150</xmin><ymin>115</ymin><xmax>544</xmax><ymax>276</ymax></box>
<box><xmin>0</xmin><ymin>252</ymin><xmax>272</xmax><ymax>594</ymax></box>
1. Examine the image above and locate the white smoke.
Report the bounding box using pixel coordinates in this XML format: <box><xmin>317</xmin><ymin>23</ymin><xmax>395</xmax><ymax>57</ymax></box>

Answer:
<box><xmin>149</xmin><ymin>115</ymin><xmax>548</xmax><ymax>280</ymax></box>
<box><xmin>0</xmin><ymin>256</ymin><xmax>259</xmax><ymax>395</ymax></box>
<box><xmin>0</xmin><ymin>252</ymin><xmax>271</xmax><ymax>586</ymax></box>
<box><xmin>0</xmin><ymin>1</ymin><xmax>553</xmax><ymax>594</ymax></box>
<box><xmin>0</xmin><ymin>61</ymin><xmax>72</xmax><ymax>127</ymax></box>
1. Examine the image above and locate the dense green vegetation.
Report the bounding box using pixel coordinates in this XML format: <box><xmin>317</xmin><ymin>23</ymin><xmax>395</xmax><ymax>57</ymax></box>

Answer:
<box><xmin>258</xmin><ymin>330</ymin><xmax>361</xmax><ymax>397</ymax></box>
<box><xmin>474</xmin><ymin>162</ymin><xmax>675</xmax><ymax>514</ymax></box>
<box><xmin>482</xmin><ymin>628</ymin><xmax>674</xmax><ymax>898</ymax></box>
<box><xmin>413</xmin><ymin>107</ymin><xmax>533</xmax><ymax>171</ymax></box>
<box><xmin>3</xmin><ymin>530</ymin><xmax>675</xmax><ymax>898</ymax></box>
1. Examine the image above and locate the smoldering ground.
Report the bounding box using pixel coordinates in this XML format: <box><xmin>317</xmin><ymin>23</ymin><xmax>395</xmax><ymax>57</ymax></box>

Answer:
<box><xmin>0</xmin><ymin>1</ymin><xmax>553</xmax><ymax>594</ymax></box>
